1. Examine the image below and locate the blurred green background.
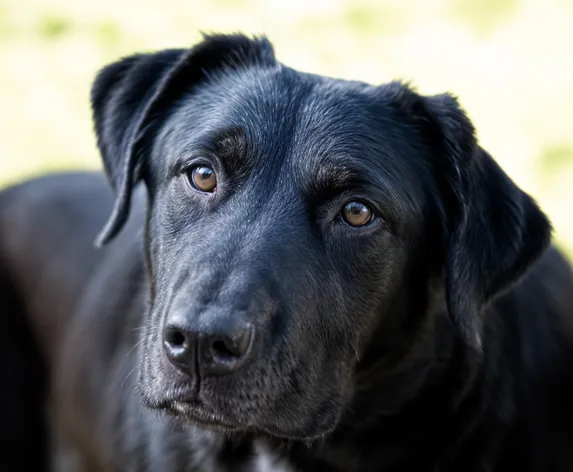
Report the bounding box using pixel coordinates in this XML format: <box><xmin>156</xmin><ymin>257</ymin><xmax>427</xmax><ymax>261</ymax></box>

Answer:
<box><xmin>0</xmin><ymin>0</ymin><xmax>572</xmax><ymax>254</ymax></box>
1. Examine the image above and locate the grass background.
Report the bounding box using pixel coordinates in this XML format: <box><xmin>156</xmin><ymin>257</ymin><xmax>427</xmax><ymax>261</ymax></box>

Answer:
<box><xmin>0</xmin><ymin>0</ymin><xmax>571</xmax><ymax>254</ymax></box>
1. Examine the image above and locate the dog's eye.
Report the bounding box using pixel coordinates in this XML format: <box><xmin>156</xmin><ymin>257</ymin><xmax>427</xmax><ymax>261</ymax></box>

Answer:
<box><xmin>186</xmin><ymin>166</ymin><xmax>217</xmax><ymax>193</ymax></box>
<box><xmin>341</xmin><ymin>200</ymin><xmax>373</xmax><ymax>227</ymax></box>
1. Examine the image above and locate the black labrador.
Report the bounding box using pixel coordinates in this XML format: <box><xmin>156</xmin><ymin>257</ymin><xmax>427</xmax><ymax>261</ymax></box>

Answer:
<box><xmin>1</xmin><ymin>33</ymin><xmax>573</xmax><ymax>472</ymax></box>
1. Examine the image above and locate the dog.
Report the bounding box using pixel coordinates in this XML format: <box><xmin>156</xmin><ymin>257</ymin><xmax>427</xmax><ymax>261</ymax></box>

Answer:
<box><xmin>1</xmin><ymin>33</ymin><xmax>573</xmax><ymax>472</ymax></box>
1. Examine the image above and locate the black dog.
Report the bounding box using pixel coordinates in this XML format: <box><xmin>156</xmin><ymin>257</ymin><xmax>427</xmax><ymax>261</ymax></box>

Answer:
<box><xmin>2</xmin><ymin>33</ymin><xmax>573</xmax><ymax>471</ymax></box>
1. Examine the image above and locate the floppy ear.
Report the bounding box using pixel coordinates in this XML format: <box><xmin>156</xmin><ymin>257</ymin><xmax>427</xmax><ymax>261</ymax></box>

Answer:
<box><xmin>420</xmin><ymin>93</ymin><xmax>551</xmax><ymax>350</ymax></box>
<box><xmin>91</xmin><ymin>34</ymin><xmax>276</xmax><ymax>247</ymax></box>
<box><xmin>91</xmin><ymin>48</ymin><xmax>185</xmax><ymax>246</ymax></box>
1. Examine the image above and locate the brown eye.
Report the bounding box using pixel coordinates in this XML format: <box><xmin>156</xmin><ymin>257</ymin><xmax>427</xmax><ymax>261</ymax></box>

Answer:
<box><xmin>187</xmin><ymin>166</ymin><xmax>217</xmax><ymax>193</ymax></box>
<box><xmin>341</xmin><ymin>200</ymin><xmax>373</xmax><ymax>227</ymax></box>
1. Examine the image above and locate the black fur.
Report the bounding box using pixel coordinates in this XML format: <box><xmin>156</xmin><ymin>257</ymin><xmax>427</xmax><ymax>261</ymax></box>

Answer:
<box><xmin>1</xmin><ymin>33</ymin><xmax>573</xmax><ymax>471</ymax></box>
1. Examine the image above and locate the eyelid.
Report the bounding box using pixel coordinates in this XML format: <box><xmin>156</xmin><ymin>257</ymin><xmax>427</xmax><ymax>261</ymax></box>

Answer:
<box><xmin>336</xmin><ymin>191</ymin><xmax>378</xmax><ymax>216</ymax></box>
<box><xmin>336</xmin><ymin>191</ymin><xmax>399</xmax><ymax>234</ymax></box>
<box><xmin>172</xmin><ymin>153</ymin><xmax>218</xmax><ymax>179</ymax></box>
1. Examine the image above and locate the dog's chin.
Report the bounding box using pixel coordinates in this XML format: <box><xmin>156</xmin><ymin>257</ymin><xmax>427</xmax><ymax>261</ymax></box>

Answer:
<box><xmin>140</xmin><ymin>385</ymin><xmax>341</xmax><ymax>441</ymax></box>
<box><xmin>138</xmin><ymin>358</ymin><xmax>346</xmax><ymax>441</ymax></box>
<box><xmin>140</xmin><ymin>388</ymin><xmax>243</xmax><ymax>433</ymax></box>
<box><xmin>138</xmin><ymin>381</ymin><xmax>239</xmax><ymax>431</ymax></box>
<box><xmin>165</xmin><ymin>400</ymin><xmax>339</xmax><ymax>441</ymax></box>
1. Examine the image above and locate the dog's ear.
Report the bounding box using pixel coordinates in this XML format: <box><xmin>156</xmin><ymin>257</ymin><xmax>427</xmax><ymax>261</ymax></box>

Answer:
<box><xmin>390</xmin><ymin>86</ymin><xmax>551</xmax><ymax>350</ymax></box>
<box><xmin>91</xmin><ymin>49</ymin><xmax>184</xmax><ymax>246</ymax></box>
<box><xmin>429</xmin><ymin>94</ymin><xmax>551</xmax><ymax>350</ymax></box>
<box><xmin>91</xmin><ymin>34</ymin><xmax>276</xmax><ymax>246</ymax></box>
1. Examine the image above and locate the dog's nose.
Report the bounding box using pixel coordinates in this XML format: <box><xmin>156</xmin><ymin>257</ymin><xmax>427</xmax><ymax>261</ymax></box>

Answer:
<box><xmin>163</xmin><ymin>321</ymin><xmax>255</xmax><ymax>377</ymax></box>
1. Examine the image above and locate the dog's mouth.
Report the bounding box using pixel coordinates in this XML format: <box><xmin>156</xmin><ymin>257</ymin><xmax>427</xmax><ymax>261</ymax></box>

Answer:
<box><xmin>167</xmin><ymin>400</ymin><xmax>242</xmax><ymax>432</ymax></box>
<box><xmin>154</xmin><ymin>386</ymin><xmax>244</xmax><ymax>433</ymax></box>
<box><xmin>142</xmin><ymin>378</ymin><xmax>346</xmax><ymax>441</ymax></box>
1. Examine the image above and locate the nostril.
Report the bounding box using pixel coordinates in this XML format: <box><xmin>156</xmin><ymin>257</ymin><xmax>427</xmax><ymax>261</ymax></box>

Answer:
<box><xmin>196</xmin><ymin>326</ymin><xmax>256</xmax><ymax>377</ymax></box>
<box><xmin>207</xmin><ymin>327</ymin><xmax>254</xmax><ymax>364</ymax></box>
<box><xmin>163</xmin><ymin>324</ymin><xmax>196</xmax><ymax>376</ymax></box>
<box><xmin>211</xmin><ymin>339</ymin><xmax>235</xmax><ymax>361</ymax></box>
<box><xmin>163</xmin><ymin>325</ymin><xmax>192</xmax><ymax>362</ymax></box>
<box><xmin>165</xmin><ymin>329</ymin><xmax>186</xmax><ymax>348</ymax></box>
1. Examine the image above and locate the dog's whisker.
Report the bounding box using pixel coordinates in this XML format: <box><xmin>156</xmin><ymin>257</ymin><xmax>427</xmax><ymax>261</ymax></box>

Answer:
<box><xmin>121</xmin><ymin>367</ymin><xmax>138</xmax><ymax>389</ymax></box>
<box><xmin>123</xmin><ymin>337</ymin><xmax>145</xmax><ymax>360</ymax></box>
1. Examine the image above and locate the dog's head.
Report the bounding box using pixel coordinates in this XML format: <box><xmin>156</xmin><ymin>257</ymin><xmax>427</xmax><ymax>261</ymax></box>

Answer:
<box><xmin>91</xmin><ymin>34</ymin><xmax>551</xmax><ymax>440</ymax></box>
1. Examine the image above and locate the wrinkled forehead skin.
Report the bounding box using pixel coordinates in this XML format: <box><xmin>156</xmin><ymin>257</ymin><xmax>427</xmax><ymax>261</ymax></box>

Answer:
<box><xmin>149</xmin><ymin>65</ymin><xmax>432</xmax><ymax>231</ymax></box>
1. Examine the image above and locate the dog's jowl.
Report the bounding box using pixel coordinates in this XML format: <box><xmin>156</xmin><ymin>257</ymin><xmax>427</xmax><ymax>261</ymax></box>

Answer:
<box><xmin>1</xmin><ymin>34</ymin><xmax>573</xmax><ymax>472</ymax></box>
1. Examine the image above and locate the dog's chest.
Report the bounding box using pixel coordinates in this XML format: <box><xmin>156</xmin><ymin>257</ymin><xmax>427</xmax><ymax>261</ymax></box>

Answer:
<box><xmin>177</xmin><ymin>430</ymin><xmax>294</xmax><ymax>472</ymax></box>
<box><xmin>252</xmin><ymin>440</ymin><xmax>294</xmax><ymax>472</ymax></box>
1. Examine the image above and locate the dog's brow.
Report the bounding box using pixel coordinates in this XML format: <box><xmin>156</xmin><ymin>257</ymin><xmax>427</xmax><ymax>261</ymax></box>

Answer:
<box><xmin>311</xmin><ymin>163</ymin><xmax>359</xmax><ymax>190</ymax></box>
<box><xmin>307</xmin><ymin>159</ymin><xmax>403</xmax><ymax>231</ymax></box>
<box><xmin>213</xmin><ymin>127</ymin><xmax>247</xmax><ymax>157</ymax></box>
<box><xmin>211</xmin><ymin>127</ymin><xmax>252</xmax><ymax>176</ymax></box>
<box><xmin>175</xmin><ymin>127</ymin><xmax>249</xmax><ymax>174</ymax></box>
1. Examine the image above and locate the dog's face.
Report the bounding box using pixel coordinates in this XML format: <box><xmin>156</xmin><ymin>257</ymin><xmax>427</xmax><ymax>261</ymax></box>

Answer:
<box><xmin>91</xmin><ymin>35</ymin><xmax>550</xmax><ymax>439</ymax></box>
<box><xmin>140</xmin><ymin>67</ymin><xmax>432</xmax><ymax>438</ymax></box>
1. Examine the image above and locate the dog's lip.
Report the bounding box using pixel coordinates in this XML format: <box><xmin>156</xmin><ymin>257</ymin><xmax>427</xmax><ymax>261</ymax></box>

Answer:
<box><xmin>169</xmin><ymin>384</ymin><xmax>200</xmax><ymax>404</ymax></box>
<box><xmin>164</xmin><ymin>388</ymin><xmax>242</xmax><ymax>430</ymax></box>
<box><xmin>165</xmin><ymin>390</ymin><xmax>336</xmax><ymax>439</ymax></box>
<box><xmin>168</xmin><ymin>399</ymin><xmax>241</xmax><ymax>431</ymax></box>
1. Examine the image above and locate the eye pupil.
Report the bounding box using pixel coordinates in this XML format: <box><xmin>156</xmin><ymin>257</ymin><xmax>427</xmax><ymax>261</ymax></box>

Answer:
<box><xmin>189</xmin><ymin>166</ymin><xmax>217</xmax><ymax>193</ymax></box>
<box><xmin>341</xmin><ymin>201</ymin><xmax>372</xmax><ymax>227</ymax></box>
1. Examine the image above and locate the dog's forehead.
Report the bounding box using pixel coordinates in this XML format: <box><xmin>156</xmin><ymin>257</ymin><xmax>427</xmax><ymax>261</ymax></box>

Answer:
<box><xmin>159</xmin><ymin>67</ymin><xmax>429</xmax><ymax>212</ymax></box>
